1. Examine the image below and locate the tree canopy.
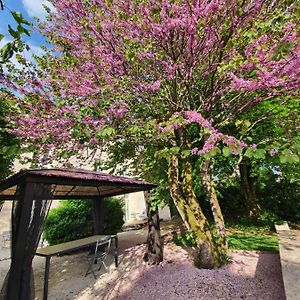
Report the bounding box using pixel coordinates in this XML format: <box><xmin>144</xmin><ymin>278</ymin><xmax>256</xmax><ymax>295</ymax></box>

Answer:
<box><xmin>2</xmin><ymin>0</ymin><xmax>299</xmax><ymax>267</ymax></box>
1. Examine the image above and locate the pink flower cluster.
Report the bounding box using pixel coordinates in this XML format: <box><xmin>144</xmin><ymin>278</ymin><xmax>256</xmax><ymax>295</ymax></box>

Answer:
<box><xmin>157</xmin><ymin>111</ymin><xmax>247</xmax><ymax>156</ymax></box>
<box><xmin>269</xmin><ymin>149</ymin><xmax>278</xmax><ymax>156</ymax></box>
<box><xmin>138</xmin><ymin>81</ymin><xmax>161</xmax><ymax>92</ymax></box>
<box><xmin>184</xmin><ymin>111</ymin><xmax>214</xmax><ymax>131</ymax></box>
<box><xmin>108</xmin><ymin>101</ymin><xmax>128</xmax><ymax>119</ymax></box>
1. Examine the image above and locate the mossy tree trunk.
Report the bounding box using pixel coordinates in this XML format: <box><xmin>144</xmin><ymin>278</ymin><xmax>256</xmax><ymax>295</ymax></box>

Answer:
<box><xmin>168</xmin><ymin>152</ymin><xmax>223</xmax><ymax>268</ymax></box>
<box><xmin>200</xmin><ymin>158</ymin><xmax>228</xmax><ymax>257</ymax></box>
<box><xmin>239</xmin><ymin>161</ymin><xmax>261</xmax><ymax>221</ymax></box>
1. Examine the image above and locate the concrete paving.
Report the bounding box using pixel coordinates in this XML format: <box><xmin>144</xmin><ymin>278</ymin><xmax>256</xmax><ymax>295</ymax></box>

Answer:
<box><xmin>276</xmin><ymin>227</ymin><xmax>300</xmax><ymax>300</ymax></box>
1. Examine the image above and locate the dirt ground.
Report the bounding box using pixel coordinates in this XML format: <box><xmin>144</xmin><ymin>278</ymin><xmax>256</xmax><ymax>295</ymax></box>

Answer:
<box><xmin>0</xmin><ymin>202</ymin><xmax>286</xmax><ymax>300</ymax></box>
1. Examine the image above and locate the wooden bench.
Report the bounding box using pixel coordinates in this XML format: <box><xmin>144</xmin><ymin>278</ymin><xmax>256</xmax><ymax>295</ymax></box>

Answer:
<box><xmin>275</xmin><ymin>223</ymin><xmax>300</xmax><ymax>300</ymax></box>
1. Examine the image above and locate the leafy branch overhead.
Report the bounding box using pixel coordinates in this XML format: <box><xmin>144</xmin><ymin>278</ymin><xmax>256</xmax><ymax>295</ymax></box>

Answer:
<box><xmin>0</xmin><ymin>8</ymin><xmax>31</xmax><ymax>64</ymax></box>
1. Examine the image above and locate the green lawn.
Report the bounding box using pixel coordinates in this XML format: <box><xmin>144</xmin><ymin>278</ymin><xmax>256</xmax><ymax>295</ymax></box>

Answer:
<box><xmin>173</xmin><ymin>224</ymin><xmax>279</xmax><ymax>252</ymax></box>
<box><xmin>227</xmin><ymin>225</ymin><xmax>279</xmax><ymax>252</ymax></box>
<box><xmin>228</xmin><ymin>233</ymin><xmax>278</xmax><ymax>251</ymax></box>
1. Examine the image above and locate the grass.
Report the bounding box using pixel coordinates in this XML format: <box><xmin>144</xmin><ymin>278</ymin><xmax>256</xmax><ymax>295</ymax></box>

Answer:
<box><xmin>173</xmin><ymin>223</ymin><xmax>279</xmax><ymax>252</ymax></box>
<box><xmin>228</xmin><ymin>234</ymin><xmax>278</xmax><ymax>252</ymax></box>
<box><xmin>226</xmin><ymin>224</ymin><xmax>279</xmax><ymax>252</ymax></box>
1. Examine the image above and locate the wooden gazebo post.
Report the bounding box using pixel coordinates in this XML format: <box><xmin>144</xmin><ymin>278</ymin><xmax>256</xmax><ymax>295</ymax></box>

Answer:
<box><xmin>7</xmin><ymin>183</ymin><xmax>33</xmax><ymax>300</ymax></box>
<box><xmin>92</xmin><ymin>197</ymin><xmax>105</xmax><ymax>234</ymax></box>
<box><xmin>5</xmin><ymin>182</ymin><xmax>52</xmax><ymax>300</ymax></box>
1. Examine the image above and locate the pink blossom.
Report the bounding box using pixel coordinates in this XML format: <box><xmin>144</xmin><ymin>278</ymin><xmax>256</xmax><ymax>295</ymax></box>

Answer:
<box><xmin>139</xmin><ymin>81</ymin><xmax>161</xmax><ymax>92</ymax></box>
<box><xmin>191</xmin><ymin>148</ymin><xmax>198</xmax><ymax>155</ymax></box>
<box><xmin>232</xmin><ymin>149</ymin><xmax>239</xmax><ymax>156</ymax></box>
<box><xmin>269</xmin><ymin>149</ymin><xmax>278</xmax><ymax>156</ymax></box>
<box><xmin>90</xmin><ymin>137</ymin><xmax>97</xmax><ymax>144</ymax></box>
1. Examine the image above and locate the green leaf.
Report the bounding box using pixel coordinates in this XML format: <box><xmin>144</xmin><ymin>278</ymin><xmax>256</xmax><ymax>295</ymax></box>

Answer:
<box><xmin>182</xmin><ymin>150</ymin><xmax>190</xmax><ymax>158</ymax></box>
<box><xmin>279</xmin><ymin>154</ymin><xmax>288</xmax><ymax>164</ymax></box>
<box><xmin>17</xmin><ymin>24</ymin><xmax>31</xmax><ymax>36</ymax></box>
<box><xmin>289</xmin><ymin>154</ymin><xmax>299</xmax><ymax>163</ymax></box>
<box><xmin>98</xmin><ymin>127</ymin><xmax>115</xmax><ymax>137</ymax></box>
<box><xmin>206</xmin><ymin>147</ymin><xmax>220</xmax><ymax>158</ymax></box>
<box><xmin>279</xmin><ymin>149</ymin><xmax>299</xmax><ymax>164</ymax></box>
<box><xmin>243</xmin><ymin>120</ymin><xmax>251</xmax><ymax>128</ymax></box>
<box><xmin>253</xmin><ymin>149</ymin><xmax>266</xmax><ymax>159</ymax></box>
<box><xmin>271</xmin><ymin>142</ymin><xmax>281</xmax><ymax>150</ymax></box>
<box><xmin>8</xmin><ymin>25</ymin><xmax>20</xmax><ymax>39</ymax></box>
<box><xmin>154</xmin><ymin>148</ymin><xmax>170</xmax><ymax>160</ymax></box>
<box><xmin>129</xmin><ymin>125</ymin><xmax>139</xmax><ymax>135</ymax></box>
<box><xmin>292</xmin><ymin>142</ymin><xmax>300</xmax><ymax>154</ymax></box>
<box><xmin>235</xmin><ymin>120</ymin><xmax>242</xmax><ymax>127</ymax></box>
<box><xmin>244</xmin><ymin>148</ymin><xmax>253</xmax><ymax>158</ymax></box>
<box><xmin>11</xmin><ymin>11</ymin><xmax>31</xmax><ymax>26</ymax></box>
<box><xmin>170</xmin><ymin>147</ymin><xmax>179</xmax><ymax>155</ymax></box>
<box><xmin>1</xmin><ymin>145</ymin><xmax>20</xmax><ymax>159</ymax></box>
<box><xmin>222</xmin><ymin>147</ymin><xmax>231</xmax><ymax>157</ymax></box>
<box><xmin>0</xmin><ymin>42</ymin><xmax>14</xmax><ymax>62</ymax></box>
<box><xmin>0</xmin><ymin>34</ymin><xmax>4</xmax><ymax>42</ymax></box>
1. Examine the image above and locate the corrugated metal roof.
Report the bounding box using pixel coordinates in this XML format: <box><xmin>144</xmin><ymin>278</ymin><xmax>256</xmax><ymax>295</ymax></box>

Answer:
<box><xmin>0</xmin><ymin>168</ymin><xmax>156</xmax><ymax>200</ymax></box>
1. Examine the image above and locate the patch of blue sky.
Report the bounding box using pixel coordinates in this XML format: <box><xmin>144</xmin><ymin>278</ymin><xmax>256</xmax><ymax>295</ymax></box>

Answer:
<box><xmin>0</xmin><ymin>0</ymin><xmax>55</xmax><ymax>96</ymax></box>
<box><xmin>1</xmin><ymin>0</ymin><xmax>53</xmax><ymax>53</ymax></box>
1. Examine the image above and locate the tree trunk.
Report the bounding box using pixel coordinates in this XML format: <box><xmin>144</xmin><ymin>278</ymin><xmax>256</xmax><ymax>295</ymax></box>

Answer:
<box><xmin>201</xmin><ymin>158</ymin><xmax>228</xmax><ymax>257</ymax></box>
<box><xmin>239</xmin><ymin>162</ymin><xmax>261</xmax><ymax>221</ymax></box>
<box><xmin>168</xmin><ymin>153</ymin><xmax>222</xmax><ymax>268</ymax></box>
<box><xmin>143</xmin><ymin>191</ymin><xmax>163</xmax><ymax>264</ymax></box>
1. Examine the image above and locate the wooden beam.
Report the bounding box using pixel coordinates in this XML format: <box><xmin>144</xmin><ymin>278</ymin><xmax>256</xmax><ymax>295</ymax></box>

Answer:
<box><xmin>6</xmin><ymin>182</ymin><xmax>34</xmax><ymax>299</ymax></box>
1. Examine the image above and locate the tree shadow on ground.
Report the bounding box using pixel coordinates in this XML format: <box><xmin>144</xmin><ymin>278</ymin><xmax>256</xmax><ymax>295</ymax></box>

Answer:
<box><xmin>103</xmin><ymin>249</ymin><xmax>286</xmax><ymax>300</ymax></box>
<box><xmin>0</xmin><ymin>222</ymin><xmax>288</xmax><ymax>300</ymax></box>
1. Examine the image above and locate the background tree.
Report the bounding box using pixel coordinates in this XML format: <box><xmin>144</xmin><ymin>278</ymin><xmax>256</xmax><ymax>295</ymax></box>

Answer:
<box><xmin>213</xmin><ymin>97</ymin><xmax>300</xmax><ymax>221</ymax></box>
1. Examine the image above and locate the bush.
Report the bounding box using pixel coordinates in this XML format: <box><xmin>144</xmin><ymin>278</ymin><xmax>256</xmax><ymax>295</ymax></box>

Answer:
<box><xmin>257</xmin><ymin>178</ymin><xmax>300</xmax><ymax>223</ymax></box>
<box><xmin>103</xmin><ymin>197</ymin><xmax>125</xmax><ymax>234</ymax></box>
<box><xmin>173</xmin><ymin>231</ymin><xmax>197</xmax><ymax>247</ymax></box>
<box><xmin>44</xmin><ymin>198</ymin><xmax>124</xmax><ymax>245</ymax></box>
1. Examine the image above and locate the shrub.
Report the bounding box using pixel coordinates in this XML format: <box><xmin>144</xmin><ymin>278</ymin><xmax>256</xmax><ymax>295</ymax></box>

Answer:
<box><xmin>173</xmin><ymin>231</ymin><xmax>197</xmax><ymax>247</ymax></box>
<box><xmin>257</xmin><ymin>179</ymin><xmax>300</xmax><ymax>222</ymax></box>
<box><xmin>103</xmin><ymin>197</ymin><xmax>125</xmax><ymax>234</ymax></box>
<box><xmin>44</xmin><ymin>198</ymin><xmax>124</xmax><ymax>245</ymax></box>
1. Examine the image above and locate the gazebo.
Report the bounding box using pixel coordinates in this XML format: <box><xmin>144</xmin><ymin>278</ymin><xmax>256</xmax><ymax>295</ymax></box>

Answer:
<box><xmin>0</xmin><ymin>168</ymin><xmax>157</xmax><ymax>300</ymax></box>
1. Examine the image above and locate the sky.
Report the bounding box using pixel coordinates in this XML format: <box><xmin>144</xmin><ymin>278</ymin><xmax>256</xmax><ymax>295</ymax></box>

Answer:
<box><xmin>0</xmin><ymin>0</ymin><xmax>53</xmax><ymax>57</ymax></box>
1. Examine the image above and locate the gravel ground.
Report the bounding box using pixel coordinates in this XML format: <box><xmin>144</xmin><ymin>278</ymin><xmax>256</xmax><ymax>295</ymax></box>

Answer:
<box><xmin>0</xmin><ymin>203</ymin><xmax>286</xmax><ymax>300</ymax></box>
<box><xmin>72</xmin><ymin>244</ymin><xmax>285</xmax><ymax>300</ymax></box>
<box><xmin>0</xmin><ymin>232</ymin><xmax>285</xmax><ymax>300</ymax></box>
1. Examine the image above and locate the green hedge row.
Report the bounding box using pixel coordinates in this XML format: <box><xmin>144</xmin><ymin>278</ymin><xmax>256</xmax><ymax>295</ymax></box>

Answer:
<box><xmin>43</xmin><ymin>198</ymin><xmax>124</xmax><ymax>245</ymax></box>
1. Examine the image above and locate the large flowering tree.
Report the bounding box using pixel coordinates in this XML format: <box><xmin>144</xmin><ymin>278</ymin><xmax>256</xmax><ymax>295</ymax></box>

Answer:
<box><xmin>3</xmin><ymin>0</ymin><xmax>299</xmax><ymax>267</ymax></box>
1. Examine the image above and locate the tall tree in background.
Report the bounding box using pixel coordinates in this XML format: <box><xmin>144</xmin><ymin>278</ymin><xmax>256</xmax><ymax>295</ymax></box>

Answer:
<box><xmin>4</xmin><ymin>0</ymin><xmax>300</xmax><ymax>267</ymax></box>
<box><xmin>236</xmin><ymin>98</ymin><xmax>299</xmax><ymax>220</ymax></box>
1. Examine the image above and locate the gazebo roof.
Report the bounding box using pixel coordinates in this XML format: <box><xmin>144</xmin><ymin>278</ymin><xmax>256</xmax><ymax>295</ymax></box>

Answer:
<box><xmin>0</xmin><ymin>168</ymin><xmax>156</xmax><ymax>200</ymax></box>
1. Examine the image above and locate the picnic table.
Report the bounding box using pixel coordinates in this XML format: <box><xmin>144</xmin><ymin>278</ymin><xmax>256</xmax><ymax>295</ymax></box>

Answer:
<box><xmin>36</xmin><ymin>234</ymin><xmax>118</xmax><ymax>300</ymax></box>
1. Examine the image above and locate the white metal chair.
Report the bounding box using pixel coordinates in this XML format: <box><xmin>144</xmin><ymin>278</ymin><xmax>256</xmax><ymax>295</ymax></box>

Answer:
<box><xmin>85</xmin><ymin>236</ymin><xmax>112</xmax><ymax>279</ymax></box>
